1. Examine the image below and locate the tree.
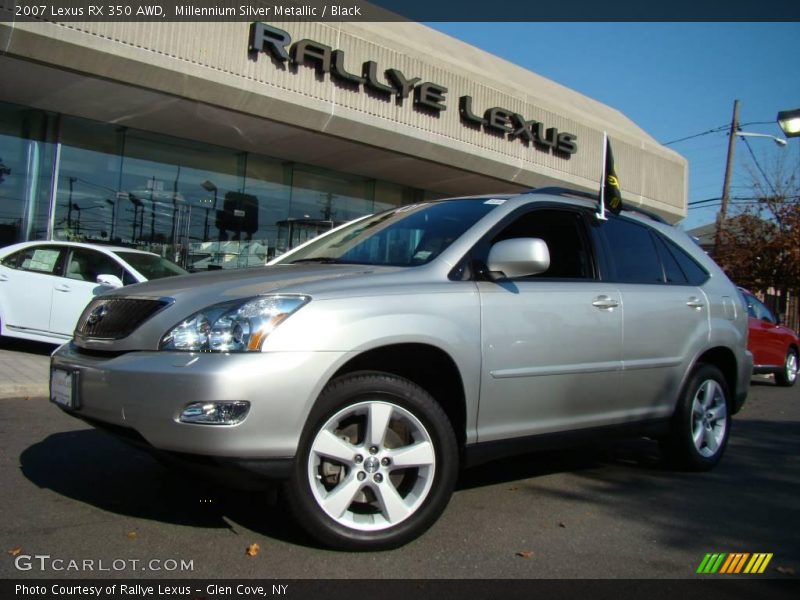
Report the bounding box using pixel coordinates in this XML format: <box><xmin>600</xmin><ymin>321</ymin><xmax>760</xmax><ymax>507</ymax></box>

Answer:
<box><xmin>715</xmin><ymin>150</ymin><xmax>800</xmax><ymax>327</ymax></box>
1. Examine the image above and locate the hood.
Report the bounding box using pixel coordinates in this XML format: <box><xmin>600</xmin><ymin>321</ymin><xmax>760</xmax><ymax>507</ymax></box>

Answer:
<box><xmin>108</xmin><ymin>263</ymin><xmax>392</xmax><ymax>303</ymax></box>
<box><xmin>74</xmin><ymin>263</ymin><xmax>400</xmax><ymax>352</ymax></box>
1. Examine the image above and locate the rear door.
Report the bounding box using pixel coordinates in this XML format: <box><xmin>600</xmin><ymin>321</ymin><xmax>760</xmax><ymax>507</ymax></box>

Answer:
<box><xmin>476</xmin><ymin>207</ymin><xmax>624</xmax><ymax>441</ymax></box>
<box><xmin>598</xmin><ymin>217</ymin><xmax>710</xmax><ymax>417</ymax></box>
<box><xmin>0</xmin><ymin>245</ymin><xmax>64</xmax><ymax>336</ymax></box>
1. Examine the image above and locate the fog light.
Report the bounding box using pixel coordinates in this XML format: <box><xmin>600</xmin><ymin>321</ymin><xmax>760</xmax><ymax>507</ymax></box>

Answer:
<box><xmin>179</xmin><ymin>401</ymin><xmax>250</xmax><ymax>425</ymax></box>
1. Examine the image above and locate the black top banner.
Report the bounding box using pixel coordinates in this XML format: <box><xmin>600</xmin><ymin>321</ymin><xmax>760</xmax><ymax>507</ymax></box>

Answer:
<box><xmin>2</xmin><ymin>0</ymin><xmax>799</xmax><ymax>22</ymax></box>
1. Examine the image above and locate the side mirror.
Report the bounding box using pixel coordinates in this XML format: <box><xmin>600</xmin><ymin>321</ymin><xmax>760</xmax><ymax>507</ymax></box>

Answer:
<box><xmin>487</xmin><ymin>238</ymin><xmax>550</xmax><ymax>279</ymax></box>
<box><xmin>96</xmin><ymin>274</ymin><xmax>124</xmax><ymax>288</ymax></box>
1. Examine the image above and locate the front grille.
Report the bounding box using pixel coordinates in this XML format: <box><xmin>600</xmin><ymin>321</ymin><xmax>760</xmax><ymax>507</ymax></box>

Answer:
<box><xmin>75</xmin><ymin>297</ymin><xmax>170</xmax><ymax>340</ymax></box>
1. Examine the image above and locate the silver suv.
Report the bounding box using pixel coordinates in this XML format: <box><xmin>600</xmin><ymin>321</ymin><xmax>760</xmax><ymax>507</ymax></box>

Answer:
<box><xmin>51</xmin><ymin>189</ymin><xmax>752</xmax><ymax>550</ymax></box>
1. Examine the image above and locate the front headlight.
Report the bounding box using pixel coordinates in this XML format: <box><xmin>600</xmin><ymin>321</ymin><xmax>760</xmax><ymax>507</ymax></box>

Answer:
<box><xmin>160</xmin><ymin>295</ymin><xmax>309</xmax><ymax>352</ymax></box>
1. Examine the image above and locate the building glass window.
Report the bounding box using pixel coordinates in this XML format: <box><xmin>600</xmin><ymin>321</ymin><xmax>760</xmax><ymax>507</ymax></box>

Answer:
<box><xmin>0</xmin><ymin>104</ymin><xmax>57</xmax><ymax>246</ymax></box>
<box><xmin>1</xmin><ymin>101</ymin><xmax>432</xmax><ymax>270</ymax></box>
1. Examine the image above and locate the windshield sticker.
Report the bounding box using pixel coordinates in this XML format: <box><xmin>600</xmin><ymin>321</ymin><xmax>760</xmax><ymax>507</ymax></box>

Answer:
<box><xmin>484</xmin><ymin>199</ymin><xmax>506</xmax><ymax>205</ymax></box>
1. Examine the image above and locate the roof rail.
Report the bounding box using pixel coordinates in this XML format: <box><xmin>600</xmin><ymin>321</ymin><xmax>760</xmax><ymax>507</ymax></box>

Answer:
<box><xmin>526</xmin><ymin>187</ymin><xmax>668</xmax><ymax>224</ymax></box>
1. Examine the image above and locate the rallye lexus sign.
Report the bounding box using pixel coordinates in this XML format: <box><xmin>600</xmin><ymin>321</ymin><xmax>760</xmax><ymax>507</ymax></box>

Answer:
<box><xmin>249</xmin><ymin>22</ymin><xmax>578</xmax><ymax>156</ymax></box>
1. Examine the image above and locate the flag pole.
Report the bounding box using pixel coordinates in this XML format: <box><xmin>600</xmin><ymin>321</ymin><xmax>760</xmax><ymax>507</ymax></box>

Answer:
<box><xmin>596</xmin><ymin>131</ymin><xmax>609</xmax><ymax>221</ymax></box>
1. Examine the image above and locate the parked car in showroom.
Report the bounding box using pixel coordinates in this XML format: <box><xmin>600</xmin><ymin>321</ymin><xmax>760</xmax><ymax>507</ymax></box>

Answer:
<box><xmin>0</xmin><ymin>241</ymin><xmax>187</xmax><ymax>345</ymax></box>
<box><xmin>739</xmin><ymin>288</ymin><xmax>798</xmax><ymax>387</ymax></box>
<box><xmin>50</xmin><ymin>189</ymin><xmax>752</xmax><ymax>550</ymax></box>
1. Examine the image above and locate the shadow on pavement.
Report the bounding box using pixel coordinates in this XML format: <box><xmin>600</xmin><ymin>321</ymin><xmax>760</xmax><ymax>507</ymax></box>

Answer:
<box><xmin>0</xmin><ymin>336</ymin><xmax>58</xmax><ymax>356</ymax></box>
<box><xmin>19</xmin><ymin>407</ymin><xmax>800</xmax><ymax>559</ymax></box>
<box><xmin>19</xmin><ymin>428</ymin><xmax>316</xmax><ymax>547</ymax></box>
<box><xmin>461</xmin><ymin>416</ymin><xmax>800</xmax><ymax>562</ymax></box>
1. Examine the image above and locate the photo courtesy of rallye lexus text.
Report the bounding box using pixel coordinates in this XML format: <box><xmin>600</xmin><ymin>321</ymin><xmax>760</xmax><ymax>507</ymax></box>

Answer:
<box><xmin>50</xmin><ymin>188</ymin><xmax>753</xmax><ymax>550</ymax></box>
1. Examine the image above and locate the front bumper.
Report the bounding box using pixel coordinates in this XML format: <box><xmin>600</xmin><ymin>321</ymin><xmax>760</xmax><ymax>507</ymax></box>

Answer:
<box><xmin>50</xmin><ymin>343</ymin><xmax>347</xmax><ymax>463</ymax></box>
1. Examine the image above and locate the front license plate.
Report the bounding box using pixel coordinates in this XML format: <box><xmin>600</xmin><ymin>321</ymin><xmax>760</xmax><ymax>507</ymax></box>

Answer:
<box><xmin>50</xmin><ymin>369</ymin><xmax>78</xmax><ymax>409</ymax></box>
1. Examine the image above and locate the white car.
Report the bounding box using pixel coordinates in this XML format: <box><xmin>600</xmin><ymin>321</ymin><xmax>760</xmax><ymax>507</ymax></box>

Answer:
<box><xmin>0</xmin><ymin>241</ymin><xmax>187</xmax><ymax>345</ymax></box>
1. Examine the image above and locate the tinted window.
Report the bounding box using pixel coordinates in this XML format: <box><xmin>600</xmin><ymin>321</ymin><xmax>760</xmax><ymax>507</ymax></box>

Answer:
<box><xmin>660</xmin><ymin>236</ymin><xmax>709</xmax><ymax>285</ymax></box>
<box><xmin>652</xmin><ymin>235</ymin><xmax>687</xmax><ymax>285</ymax></box>
<box><xmin>492</xmin><ymin>209</ymin><xmax>593</xmax><ymax>279</ymax></box>
<box><xmin>603</xmin><ymin>218</ymin><xmax>663</xmax><ymax>284</ymax></box>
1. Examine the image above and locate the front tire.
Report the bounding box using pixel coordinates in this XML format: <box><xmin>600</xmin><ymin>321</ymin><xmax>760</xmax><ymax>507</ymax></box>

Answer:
<box><xmin>661</xmin><ymin>364</ymin><xmax>731</xmax><ymax>471</ymax></box>
<box><xmin>775</xmin><ymin>349</ymin><xmax>798</xmax><ymax>387</ymax></box>
<box><xmin>286</xmin><ymin>371</ymin><xmax>458</xmax><ymax>550</ymax></box>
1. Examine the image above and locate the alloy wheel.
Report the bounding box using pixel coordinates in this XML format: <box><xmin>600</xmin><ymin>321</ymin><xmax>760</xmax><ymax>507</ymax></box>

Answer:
<box><xmin>307</xmin><ymin>400</ymin><xmax>436</xmax><ymax>531</ymax></box>
<box><xmin>690</xmin><ymin>379</ymin><xmax>728</xmax><ymax>458</ymax></box>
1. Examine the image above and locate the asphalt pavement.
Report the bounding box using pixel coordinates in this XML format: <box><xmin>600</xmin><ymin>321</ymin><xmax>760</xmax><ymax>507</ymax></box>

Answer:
<box><xmin>0</xmin><ymin>345</ymin><xmax>797</xmax><ymax>581</ymax></box>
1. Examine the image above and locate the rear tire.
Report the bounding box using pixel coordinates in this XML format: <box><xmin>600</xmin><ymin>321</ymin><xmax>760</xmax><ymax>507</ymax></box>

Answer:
<box><xmin>661</xmin><ymin>364</ymin><xmax>731</xmax><ymax>471</ymax></box>
<box><xmin>774</xmin><ymin>349</ymin><xmax>797</xmax><ymax>387</ymax></box>
<box><xmin>285</xmin><ymin>371</ymin><xmax>458</xmax><ymax>550</ymax></box>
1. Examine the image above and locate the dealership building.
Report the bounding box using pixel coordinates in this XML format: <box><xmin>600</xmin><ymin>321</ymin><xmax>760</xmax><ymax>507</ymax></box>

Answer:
<box><xmin>0</xmin><ymin>13</ymin><xmax>687</xmax><ymax>269</ymax></box>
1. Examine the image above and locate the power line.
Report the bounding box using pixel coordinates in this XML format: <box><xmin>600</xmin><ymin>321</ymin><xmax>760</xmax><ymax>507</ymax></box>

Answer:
<box><xmin>662</xmin><ymin>124</ymin><xmax>730</xmax><ymax>146</ymax></box>
<box><xmin>661</xmin><ymin>120</ymin><xmax>779</xmax><ymax>146</ymax></box>
<box><xmin>688</xmin><ymin>195</ymin><xmax>800</xmax><ymax>209</ymax></box>
<box><xmin>740</xmin><ymin>136</ymin><xmax>779</xmax><ymax>197</ymax></box>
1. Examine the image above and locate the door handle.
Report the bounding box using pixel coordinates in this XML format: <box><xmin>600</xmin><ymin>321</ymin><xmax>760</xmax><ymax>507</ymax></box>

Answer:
<box><xmin>0</xmin><ymin>274</ymin><xmax>8</xmax><ymax>282</ymax></box>
<box><xmin>592</xmin><ymin>295</ymin><xmax>619</xmax><ymax>310</ymax></box>
<box><xmin>686</xmin><ymin>297</ymin><xmax>705</xmax><ymax>309</ymax></box>
<box><xmin>54</xmin><ymin>284</ymin><xmax>71</xmax><ymax>292</ymax></box>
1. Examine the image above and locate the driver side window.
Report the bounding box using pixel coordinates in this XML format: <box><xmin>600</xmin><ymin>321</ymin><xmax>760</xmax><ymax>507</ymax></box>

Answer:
<box><xmin>491</xmin><ymin>209</ymin><xmax>594</xmax><ymax>279</ymax></box>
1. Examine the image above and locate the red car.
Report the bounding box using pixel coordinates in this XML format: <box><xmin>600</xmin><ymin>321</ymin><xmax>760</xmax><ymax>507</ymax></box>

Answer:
<box><xmin>740</xmin><ymin>289</ymin><xmax>799</xmax><ymax>387</ymax></box>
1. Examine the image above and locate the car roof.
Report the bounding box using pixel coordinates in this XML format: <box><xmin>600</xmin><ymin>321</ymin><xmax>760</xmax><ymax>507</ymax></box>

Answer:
<box><xmin>2</xmin><ymin>240</ymin><xmax>159</xmax><ymax>257</ymax></box>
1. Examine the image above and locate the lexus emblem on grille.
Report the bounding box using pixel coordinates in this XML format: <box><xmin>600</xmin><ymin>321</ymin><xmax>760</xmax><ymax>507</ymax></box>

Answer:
<box><xmin>86</xmin><ymin>304</ymin><xmax>109</xmax><ymax>326</ymax></box>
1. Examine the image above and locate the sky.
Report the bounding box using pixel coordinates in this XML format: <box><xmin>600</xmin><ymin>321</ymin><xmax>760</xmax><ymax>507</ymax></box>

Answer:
<box><xmin>428</xmin><ymin>22</ymin><xmax>800</xmax><ymax>231</ymax></box>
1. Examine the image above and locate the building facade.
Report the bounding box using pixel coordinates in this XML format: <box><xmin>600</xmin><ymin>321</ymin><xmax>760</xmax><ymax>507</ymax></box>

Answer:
<box><xmin>0</xmin><ymin>13</ymin><xmax>687</xmax><ymax>270</ymax></box>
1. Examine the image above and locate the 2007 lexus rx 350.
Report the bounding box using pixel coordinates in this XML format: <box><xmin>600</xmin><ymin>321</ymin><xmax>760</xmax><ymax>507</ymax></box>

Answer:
<box><xmin>51</xmin><ymin>189</ymin><xmax>753</xmax><ymax>550</ymax></box>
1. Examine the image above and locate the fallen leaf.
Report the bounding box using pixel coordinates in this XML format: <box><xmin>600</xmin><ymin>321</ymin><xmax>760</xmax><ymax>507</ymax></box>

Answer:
<box><xmin>246</xmin><ymin>543</ymin><xmax>260</xmax><ymax>557</ymax></box>
<box><xmin>7</xmin><ymin>547</ymin><xmax>22</xmax><ymax>557</ymax></box>
<box><xmin>515</xmin><ymin>550</ymin><xmax>534</xmax><ymax>559</ymax></box>
<box><xmin>558</xmin><ymin>522</ymin><xmax>566</xmax><ymax>528</ymax></box>
<box><xmin>776</xmin><ymin>566</ymin><xmax>795</xmax><ymax>576</ymax></box>
<box><xmin>126</xmin><ymin>531</ymin><xmax>138</xmax><ymax>540</ymax></box>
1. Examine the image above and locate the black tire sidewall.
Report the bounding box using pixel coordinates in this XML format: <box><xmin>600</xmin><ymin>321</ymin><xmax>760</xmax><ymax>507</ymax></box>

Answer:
<box><xmin>286</xmin><ymin>370</ymin><xmax>458</xmax><ymax>551</ymax></box>
<box><xmin>664</xmin><ymin>364</ymin><xmax>731</xmax><ymax>471</ymax></box>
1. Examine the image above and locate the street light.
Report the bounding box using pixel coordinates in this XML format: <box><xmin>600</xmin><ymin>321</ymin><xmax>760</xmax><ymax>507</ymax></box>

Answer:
<box><xmin>777</xmin><ymin>108</ymin><xmax>800</xmax><ymax>138</ymax></box>
<box><xmin>735</xmin><ymin>131</ymin><xmax>787</xmax><ymax>146</ymax></box>
<box><xmin>715</xmin><ymin>99</ymin><xmax>789</xmax><ymax>251</ymax></box>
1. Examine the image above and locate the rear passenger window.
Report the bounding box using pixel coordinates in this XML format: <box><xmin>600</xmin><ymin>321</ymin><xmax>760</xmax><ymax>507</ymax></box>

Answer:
<box><xmin>652</xmin><ymin>235</ymin><xmax>687</xmax><ymax>285</ymax></box>
<box><xmin>4</xmin><ymin>246</ymin><xmax>63</xmax><ymax>275</ymax></box>
<box><xmin>602</xmin><ymin>218</ymin><xmax>663</xmax><ymax>284</ymax></box>
<box><xmin>659</xmin><ymin>236</ymin><xmax>709</xmax><ymax>285</ymax></box>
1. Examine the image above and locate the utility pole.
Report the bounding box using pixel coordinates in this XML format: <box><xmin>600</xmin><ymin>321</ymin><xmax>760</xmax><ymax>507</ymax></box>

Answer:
<box><xmin>715</xmin><ymin>99</ymin><xmax>740</xmax><ymax>253</ymax></box>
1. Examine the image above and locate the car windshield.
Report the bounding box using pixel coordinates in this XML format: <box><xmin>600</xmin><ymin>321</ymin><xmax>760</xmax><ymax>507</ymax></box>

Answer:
<box><xmin>113</xmin><ymin>251</ymin><xmax>189</xmax><ymax>280</ymax></box>
<box><xmin>275</xmin><ymin>199</ymin><xmax>502</xmax><ymax>267</ymax></box>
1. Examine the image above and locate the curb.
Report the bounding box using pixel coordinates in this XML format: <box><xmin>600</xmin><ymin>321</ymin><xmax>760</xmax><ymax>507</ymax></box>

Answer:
<box><xmin>0</xmin><ymin>384</ymin><xmax>49</xmax><ymax>399</ymax></box>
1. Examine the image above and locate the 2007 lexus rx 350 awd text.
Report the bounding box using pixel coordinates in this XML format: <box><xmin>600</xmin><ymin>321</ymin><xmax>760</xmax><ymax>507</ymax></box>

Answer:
<box><xmin>50</xmin><ymin>189</ymin><xmax>753</xmax><ymax>550</ymax></box>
